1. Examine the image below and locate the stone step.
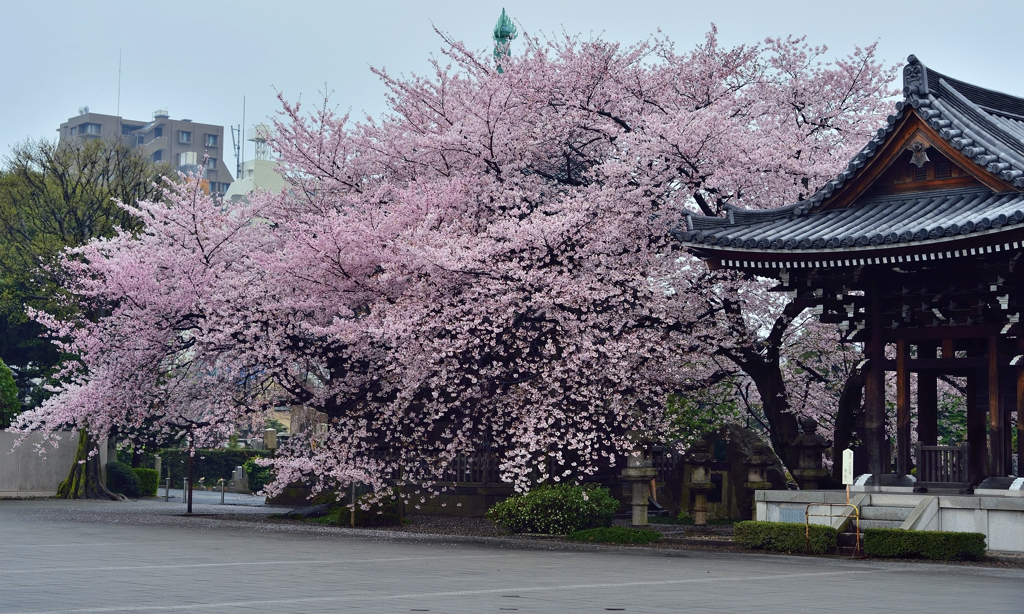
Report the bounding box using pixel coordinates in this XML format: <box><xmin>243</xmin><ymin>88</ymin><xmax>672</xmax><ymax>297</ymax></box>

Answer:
<box><xmin>837</xmin><ymin>532</ymin><xmax>861</xmax><ymax>545</ymax></box>
<box><xmin>858</xmin><ymin>518</ymin><xmax>904</xmax><ymax>530</ymax></box>
<box><xmin>859</xmin><ymin>506</ymin><xmax>912</xmax><ymax>521</ymax></box>
<box><xmin>868</xmin><ymin>493</ymin><xmax>925</xmax><ymax>507</ymax></box>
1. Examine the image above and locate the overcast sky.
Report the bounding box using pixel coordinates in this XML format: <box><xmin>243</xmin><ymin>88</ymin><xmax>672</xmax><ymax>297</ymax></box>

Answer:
<box><xmin>2</xmin><ymin>0</ymin><xmax>1022</xmax><ymax>177</ymax></box>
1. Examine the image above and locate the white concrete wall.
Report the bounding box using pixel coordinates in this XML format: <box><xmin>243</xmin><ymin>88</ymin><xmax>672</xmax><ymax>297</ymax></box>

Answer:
<box><xmin>0</xmin><ymin>431</ymin><xmax>78</xmax><ymax>498</ymax></box>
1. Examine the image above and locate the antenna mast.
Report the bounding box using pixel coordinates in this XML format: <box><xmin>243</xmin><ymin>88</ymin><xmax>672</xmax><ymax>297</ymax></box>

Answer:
<box><xmin>230</xmin><ymin>96</ymin><xmax>245</xmax><ymax>180</ymax></box>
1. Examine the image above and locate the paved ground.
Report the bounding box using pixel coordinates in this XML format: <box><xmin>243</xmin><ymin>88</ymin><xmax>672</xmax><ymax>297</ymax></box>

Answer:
<box><xmin>1</xmin><ymin>498</ymin><xmax>1022</xmax><ymax>614</ymax></box>
<box><xmin>154</xmin><ymin>488</ymin><xmax>266</xmax><ymax>508</ymax></box>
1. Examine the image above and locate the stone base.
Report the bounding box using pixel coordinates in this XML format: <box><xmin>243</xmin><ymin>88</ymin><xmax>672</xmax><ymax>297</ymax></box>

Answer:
<box><xmin>850</xmin><ymin>473</ymin><xmax>917</xmax><ymax>493</ymax></box>
<box><xmin>976</xmin><ymin>477</ymin><xmax>1024</xmax><ymax>497</ymax></box>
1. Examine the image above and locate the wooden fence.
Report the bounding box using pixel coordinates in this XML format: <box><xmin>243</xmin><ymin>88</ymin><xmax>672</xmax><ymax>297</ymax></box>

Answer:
<box><xmin>915</xmin><ymin>442</ymin><xmax>970</xmax><ymax>491</ymax></box>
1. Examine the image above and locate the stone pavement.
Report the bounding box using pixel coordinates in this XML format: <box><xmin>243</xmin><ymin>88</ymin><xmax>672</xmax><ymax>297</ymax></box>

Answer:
<box><xmin>1</xmin><ymin>498</ymin><xmax>1022</xmax><ymax>614</ymax></box>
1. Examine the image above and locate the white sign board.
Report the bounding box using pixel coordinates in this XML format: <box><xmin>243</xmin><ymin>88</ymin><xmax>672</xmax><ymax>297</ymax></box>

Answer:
<box><xmin>841</xmin><ymin>448</ymin><xmax>854</xmax><ymax>485</ymax></box>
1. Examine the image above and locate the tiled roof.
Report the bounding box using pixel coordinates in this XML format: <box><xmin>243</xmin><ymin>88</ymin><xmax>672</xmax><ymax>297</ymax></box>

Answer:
<box><xmin>674</xmin><ymin>187</ymin><xmax>1024</xmax><ymax>250</ymax></box>
<box><xmin>788</xmin><ymin>56</ymin><xmax>1024</xmax><ymax>214</ymax></box>
<box><xmin>674</xmin><ymin>57</ymin><xmax>1024</xmax><ymax>254</ymax></box>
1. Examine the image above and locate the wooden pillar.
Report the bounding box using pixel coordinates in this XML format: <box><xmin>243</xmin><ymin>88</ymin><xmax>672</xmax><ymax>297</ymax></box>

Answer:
<box><xmin>966</xmin><ymin>352</ymin><xmax>987</xmax><ymax>483</ymax></box>
<box><xmin>896</xmin><ymin>339</ymin><xmax>912</xmax><ymax>476</ymax></box>
<box><xmin>864</xmin><ymin>288</ymin><xmax>886</xmax><ymax>478</ymax></box>
<box><xmin>918</xmin><ymin>341</ymin><xmax>939</xmax><ymax>446</ymax></box>
<box><xmin>1018</xmin><ymin>337</ymin><xmax>1024</xmax><ymax>477</ymax></box>
<box><xmin>988</xmin><ymin>335</ymin><xmax>1004</xmax><ymax>477</ymax></box>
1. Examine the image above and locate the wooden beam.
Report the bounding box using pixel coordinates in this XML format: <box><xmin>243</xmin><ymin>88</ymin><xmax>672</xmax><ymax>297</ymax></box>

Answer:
<box><xmin>896</xmin><ymin>340</ymin><xmax>912</xmax><ymax>476</ymax></box>
<box><xmin>881</xmin><ymin>357</ymin><xmax>987</xmax><ymax>370</ymax></box>
<box><xmin>942</xmin><ymin>339</ymin><xmax>954</xmax><ymax>360</ymax></box>
<box><xmin>882</xmin><ymin>326</ymin><xmax>1005</xmax><ymax>342</ymax></box>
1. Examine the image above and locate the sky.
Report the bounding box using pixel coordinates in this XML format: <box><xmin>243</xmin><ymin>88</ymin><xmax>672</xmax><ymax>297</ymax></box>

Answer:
<box><xmin>2</xmin><ymin>0</ymin><xmax>1022</xmax><ymax>178</ymax></box>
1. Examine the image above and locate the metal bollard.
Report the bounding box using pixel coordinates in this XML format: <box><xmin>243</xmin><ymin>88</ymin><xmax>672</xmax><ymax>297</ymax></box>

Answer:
<box><xmin>164</xmin><ymin>477</ymin><xmax>170</xmax><ymax>502</ymax></box>
<box><xmin>183</xmin><ymin>478</ymin><xmax>188</xmax><ymax>505</ymax></box>
<box><xmin>219</xmin><ymin>478</ymin><xmax>225</xmax><ymax>505</ymax></box>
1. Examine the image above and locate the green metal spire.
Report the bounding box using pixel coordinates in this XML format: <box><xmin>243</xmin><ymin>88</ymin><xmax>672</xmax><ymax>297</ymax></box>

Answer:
<box><xmin>492</xmin><ymin>8</ymin><xmax>517</xmax><ymax>73</ymax></box>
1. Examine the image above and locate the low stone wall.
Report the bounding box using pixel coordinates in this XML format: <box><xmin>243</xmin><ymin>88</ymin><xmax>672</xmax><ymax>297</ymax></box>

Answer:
<box><xmin>756</xmin><ymin>490</ymin><xmax>1024</xmax><ymax>554</ymax></box>
<box><xmin>0</xmin><ymin>431</ymin><xmax>78</xmax><ymax>498</ymax></box>
<box><xmin>412</xmin><ymin>484</ymin><xmax>516</xmax><ymax>517</ymax></box>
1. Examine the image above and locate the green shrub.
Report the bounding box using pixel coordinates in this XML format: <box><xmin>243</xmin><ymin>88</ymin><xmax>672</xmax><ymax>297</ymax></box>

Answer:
<box><xmin>105</xmin><ymin>461</ymin><xmax>142</xmax><ymax>498</ymax></box>
<box><xmin>734</xmin><ymin>521</ymin><xmax>837</xmax><ymax>555</ymax></box>
<box><xmin>567</xmin><ymin>527</ymin><xmax>662</xmax><ymax>544</ymax></box>
<box><xmin>243</xmin><ymin>457</ymin><xmax>273</xmax><ymax>493</ymax></box>
<box><xmin>486</xmin><ymin>484</ymin><xmax>619</xmax><ymax>535</ymax></box>
<box><xmin>864</xmin><ymin>529</ymin><xmax>986</xmax><ymax>561</ymax></box>
<box><xmin>675</xmin><ymin>511</ymin><xmax>695</xmax><ymax>525</ymax></box>
<box><xmin>132</xmin><ymin>468</ymin><xmax>159</xmax><ymax>497</ymax></box>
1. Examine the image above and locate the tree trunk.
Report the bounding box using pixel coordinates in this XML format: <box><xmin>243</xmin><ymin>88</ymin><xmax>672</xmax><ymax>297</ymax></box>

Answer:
<box><xmin>56</xmin><ymin>430</ymin><xmax>120</xmax><ymax>500</ymax></box>
<box><xmin>722</xmin><ymin>300</ymin><xmax>805</xmax><ymax>475</ymax></box>
<box><xmin>831</xmin><ymin>366</ymin><xmax>865</xmax><ymax>482</ymax></box>
<box><xmin>745</xmin><ymin>358</ymin><xmax>802</xmax><ymax>473</ymax></box>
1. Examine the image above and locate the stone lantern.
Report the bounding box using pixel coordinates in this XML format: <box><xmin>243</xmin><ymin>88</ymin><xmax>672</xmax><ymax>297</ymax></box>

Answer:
<box><xmin>686</xmin><ymin>440</ymin><xmax>714</xmax><ymax>526</ymax></box>
<box><xmin>743</xmin><ymin>442</ymin><xmax>774</xmax><ymax>520</ymax></box>
<box><xmin>621</xmin><ymin>443</ymin><xmax>657</xmax><ymax>526</ymax></box>
<box><xmin>789</xmin><ymin>417</ymin><xmax>831</xmax><ymax>490</ymax></box>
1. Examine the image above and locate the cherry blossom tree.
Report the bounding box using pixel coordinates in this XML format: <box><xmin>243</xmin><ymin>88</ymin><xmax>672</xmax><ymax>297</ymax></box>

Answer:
<box><xmin>14</xmin><ymin>28</ymin><xmax>898</xmax><ymax>500</ymax></box>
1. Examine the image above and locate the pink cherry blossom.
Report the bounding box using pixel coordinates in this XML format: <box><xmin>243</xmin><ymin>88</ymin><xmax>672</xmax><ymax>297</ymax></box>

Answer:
<box><xmin>14</xmin><ymin>29</ymin><xmax>897</xmax><ymax>496</ymax></box>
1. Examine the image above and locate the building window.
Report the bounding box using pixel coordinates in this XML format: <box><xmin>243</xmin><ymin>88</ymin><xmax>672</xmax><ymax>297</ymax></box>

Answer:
<box><xmin>205</xmin><ymin>157</ymin><xmax>217</xmax><ymax>170</ymax></box>
<box><xmin>70</xmin><ymin>126</ymin><xmax>78</xmax><ymax>135</ymax></box>
<box><xmin>152</xmin><ymin>150</ymin><xmax>163</xmax><ymax>163</ymax></box>
<box><xmin>914</xmin><ymin>166</ymin><xmax>928</xmax><ymax>181</ymax></box>
<box><xmin>935</xmin><ymin>162</ymin><xmax>951</xmax><ymax>179</ymax></box>
<box><xmin>179</xmin><ymin>130</ymin><xmax>192</xmax><ymax>144</ymax></box>
<box><xmin>154</xmin><ymin>126</ymin><xmax>163</xmax><ymax>138</ymax></box>
<box><xmin>205</xmin><ymin>134</ymin><xmax>218</xmax><ymax>147</ymax></box>
<box><xmin>221</xmin><ymin>182</ymin><xmax>231</xmax><ymax>193</ymax></box>
<box><xmin>82</xmin><ymin>123</ymin><xmax>101</xmax><ymax>135</ymax></box>
<box><xmin>178</xmin><ymin>151</ymin><xmax>197</xmax><ymax>166</ymax></box>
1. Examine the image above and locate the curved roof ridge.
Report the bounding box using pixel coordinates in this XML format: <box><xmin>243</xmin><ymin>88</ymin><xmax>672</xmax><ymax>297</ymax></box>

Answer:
<box><xmin>925</xmin><ymin>68</ymin><xmax>1024</xmax><ymax>118</ymax></box>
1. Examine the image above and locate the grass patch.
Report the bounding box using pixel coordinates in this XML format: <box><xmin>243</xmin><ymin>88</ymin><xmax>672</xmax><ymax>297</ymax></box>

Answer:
<box><xmin>566</xmin><ymin>527</ymin><xmax>662</xmax><ymax>544</ymax></box>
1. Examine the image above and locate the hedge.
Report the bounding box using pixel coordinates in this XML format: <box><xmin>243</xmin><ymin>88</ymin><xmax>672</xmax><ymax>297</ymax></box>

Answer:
<box><xmin>734</xmin><ymin>521</ymin><xmax>837</xmax><ymax>555</ymax></box>
<box><xmin>486</xmin><ymin>484</ymin><xmax>619</xmax><ymax>535</ymax></box>
<box><xmin>567</xmin><ymin>527</ymin><xmax>662</xmax><ymax>544</ymax></box>
<box><xmin>105</xmin><ymin>461</ymin><xmax>142</xmax><ymax>498</ymax></box>
<box><xmin>132</xmin><ymin>468</ymin><xmax>159</xmax><ymax>497</ymax></box>
<box><xmin>864</xmin><ymin>528</ymin><xmax>986</xmax><ymax>561</ymax></box>
<box><xmin>159</xmin><ymin>449</ymin><xmax>271</xmax><ymax>485</ymax></box>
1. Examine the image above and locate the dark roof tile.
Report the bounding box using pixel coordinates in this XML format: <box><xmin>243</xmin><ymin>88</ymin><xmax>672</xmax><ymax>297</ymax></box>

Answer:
<box><xmin>674</xmin><ymin>188</ymin><xmax>1024</xmax><ymax>252</ymax></box>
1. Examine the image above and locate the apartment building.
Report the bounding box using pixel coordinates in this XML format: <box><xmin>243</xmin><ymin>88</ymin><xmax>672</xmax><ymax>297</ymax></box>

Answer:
<box><xmin>58</xmin><ymin>108</ymin><xmax>234</xmax><ymax>197</ymax></box>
